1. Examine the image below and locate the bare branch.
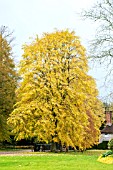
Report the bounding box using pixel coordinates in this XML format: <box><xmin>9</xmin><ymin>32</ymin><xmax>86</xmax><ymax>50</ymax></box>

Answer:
<box><xmin>81</xmin><ymin>0</ymin><xmax>113</xmax><ymax>100</ymax></box>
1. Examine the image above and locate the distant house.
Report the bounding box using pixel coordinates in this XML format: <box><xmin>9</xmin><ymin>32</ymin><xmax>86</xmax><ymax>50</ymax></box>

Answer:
<box><xmin>99</xmin><ymin>111</ymin><xmax>113</xmax><ymax>143</ymax></box>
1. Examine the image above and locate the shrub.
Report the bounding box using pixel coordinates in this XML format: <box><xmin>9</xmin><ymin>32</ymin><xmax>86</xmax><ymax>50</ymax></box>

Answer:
<box><xmin>108</xmin><ymin>139</ymin><xmax>113</xmax><ymax>151</ymax></box>
<box><xmin>101</xmin><ymin>150</ymin><xmax>113</xmax><ymax>158</ymax></box>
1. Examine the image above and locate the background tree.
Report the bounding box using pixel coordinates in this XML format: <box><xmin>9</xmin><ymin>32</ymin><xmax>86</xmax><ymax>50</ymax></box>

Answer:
<box><xmin>0</xmin><ymin>26</ymin><xmax>17</xmax><ymax>141</ymax></box>
<box><xmin>81</xmin><ymin>0</ymin><xmax>113</xmax><ymax>99</ymax></box>
<box><xmin>82</xmin><ymin>0</ymin><xmax>113</xmax><ymax>63</ymax></box>
<box><xmin>8</xmin><ymin>30</ymin><xmax>104</xmax><ymax>150</ymax></box>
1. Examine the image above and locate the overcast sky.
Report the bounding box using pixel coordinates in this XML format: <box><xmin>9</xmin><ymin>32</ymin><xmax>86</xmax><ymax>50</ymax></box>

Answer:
<box><xmin>0</xmin><ymin>0</ymin><xmax>109</xmax><ymax>100</ymax></box>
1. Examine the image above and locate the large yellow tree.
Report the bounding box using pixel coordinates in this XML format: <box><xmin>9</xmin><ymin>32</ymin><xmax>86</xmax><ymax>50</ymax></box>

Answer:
<box><xmin>8</xmin><ymin>30</ymin><xmax>104</xmax><ymax>150</ymax></box>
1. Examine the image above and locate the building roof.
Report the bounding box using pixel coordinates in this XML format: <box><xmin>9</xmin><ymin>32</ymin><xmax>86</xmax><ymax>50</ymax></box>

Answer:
<box><xmin>101</xmin><ymin>125</ymin><xmax>113</xmax><ymax>134</ymax></box>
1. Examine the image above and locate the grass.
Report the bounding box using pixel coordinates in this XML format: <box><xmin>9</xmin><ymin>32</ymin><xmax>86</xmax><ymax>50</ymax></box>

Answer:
<box><xmin>0</xmin><ymin>150</ymin><xmax>113</xmax><ymax>170</ymax></box>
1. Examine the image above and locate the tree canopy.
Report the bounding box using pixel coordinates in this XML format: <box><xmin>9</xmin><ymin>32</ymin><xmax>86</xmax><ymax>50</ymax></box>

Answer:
<box><xmin>0</xmin><ymin>26</ymin><xmax>17</xmax><ymax>141</ymax></box>
<box><xmin>8</xmin><ymin>30</ymin><xmax>104</xmax><ymax>150</ymax></box>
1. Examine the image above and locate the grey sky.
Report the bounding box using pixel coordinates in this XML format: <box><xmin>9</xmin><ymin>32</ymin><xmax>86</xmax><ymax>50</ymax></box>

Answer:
<box><xmin>0</xmin><ymin>0</ymin><xmax>108</xmax><ymax>99</ymax></box>
<box><xmin>0</xmin><ymin>0</ymin><xmax>95</xmax><ymax>55</ymax></box>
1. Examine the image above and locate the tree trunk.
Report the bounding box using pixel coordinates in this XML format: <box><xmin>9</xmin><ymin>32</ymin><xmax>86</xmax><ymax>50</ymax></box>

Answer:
<box><xmin>50</xmin><ymin>142</ymin><xmax>57</xmax><ymax>152</ymax></box>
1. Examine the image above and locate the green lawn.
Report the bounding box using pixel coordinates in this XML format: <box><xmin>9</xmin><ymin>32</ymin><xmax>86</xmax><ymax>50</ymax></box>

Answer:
<box><xmin>0</xmin><ymin>151</ymin><xmax>113</xmax><ymax>170</ymax></box>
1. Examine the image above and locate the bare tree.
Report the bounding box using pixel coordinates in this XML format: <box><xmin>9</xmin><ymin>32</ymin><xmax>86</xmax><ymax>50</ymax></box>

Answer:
<box><xmin>81</xmin><ymin>0</ymin><xmax>113</xmax><ymax>101</ymax></box>
<box><xmin>82</xmin><ymin>0</ymin><xmax>113</xmax><ymax>61</ymax></box>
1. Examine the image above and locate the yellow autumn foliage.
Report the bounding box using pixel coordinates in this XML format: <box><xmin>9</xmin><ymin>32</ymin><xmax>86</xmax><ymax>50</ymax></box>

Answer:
<box><xmin>0</xmin><ymin>26</ymin><xmax>17</xmax><ymax>141</ymax></box>
<box><xmin>8</xmin><ymin>29</ymin><xmax>104</xmax><ymax>149</ymax></box>
<box><xmin>98</xmin><ymin>156</ymin><xmax>113</xmax><ymax>164</ymax></box>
